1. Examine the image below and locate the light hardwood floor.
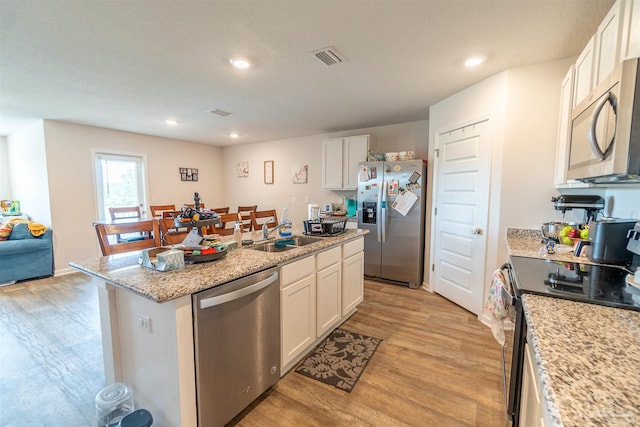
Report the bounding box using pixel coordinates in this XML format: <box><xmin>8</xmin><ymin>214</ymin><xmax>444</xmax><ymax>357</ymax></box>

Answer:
<box><xmin>0</xmin><ymin>274</ymin><xmax>509</xmax><ymax>427</ymax></box>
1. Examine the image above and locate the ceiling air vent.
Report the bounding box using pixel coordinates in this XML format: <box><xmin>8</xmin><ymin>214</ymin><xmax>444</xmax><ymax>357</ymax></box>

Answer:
<box><xmin>311</xmin><ymin>46</ymin><xmax>347</xmax><ymax>66</ymax></box>
<box><xmin>207</xmin><ymin>109</ymin><xmax>232</xmax><ymax>117</ymax></box>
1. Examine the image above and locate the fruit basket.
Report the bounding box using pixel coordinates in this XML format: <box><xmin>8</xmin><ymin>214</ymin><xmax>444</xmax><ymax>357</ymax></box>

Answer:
<box><xmin>303</xmin><ymin>218</ymin><xmax>347</xmax><ymax>236</ymax></box>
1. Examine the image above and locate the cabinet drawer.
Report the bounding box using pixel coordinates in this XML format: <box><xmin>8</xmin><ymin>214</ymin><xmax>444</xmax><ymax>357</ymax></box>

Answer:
<box><xmin>316</xmin><ymin>246</ymin><xmax>341</xmax><ymax>270</ymax></box>
<box><xmin>281</xmin><ymin>255</ymin><xmax>315</xmax><ymax>287</ymax></box>
<box><xmin>342</xmin><ymin>237</ymin><xmax>364</xmax><ymax>258</ymax></box>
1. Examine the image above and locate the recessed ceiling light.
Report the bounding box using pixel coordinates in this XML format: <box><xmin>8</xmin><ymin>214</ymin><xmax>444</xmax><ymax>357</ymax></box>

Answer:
<box><xmin>230</xmin><ymin>133</ymin><xmax>240</xmax><ymax>138</ymax></box>
<box><xmin>465</xmin><ymin>56</ymin><xmax>486</xmax><ymax>67</ymax></box>
<box><xmin>164</xmin><ymin>119</ymin><xmax>179</xmax><ymax>126</ymax></box>
<box><xmin>229</xmin><ymin>57</ymin><xmax>251</xmax><ymax>69</ymax></box>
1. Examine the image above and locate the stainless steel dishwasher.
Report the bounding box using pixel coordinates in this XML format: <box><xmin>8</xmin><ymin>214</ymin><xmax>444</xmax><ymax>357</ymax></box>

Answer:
<box><xmin>192</xmin><ymin>267</ymin><xmax>280</xmax><ymax>427</ymax></box>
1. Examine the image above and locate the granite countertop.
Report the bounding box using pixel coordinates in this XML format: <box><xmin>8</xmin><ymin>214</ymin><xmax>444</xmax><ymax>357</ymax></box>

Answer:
<box><xmin>505</xmin><ymin>227</ymin><xmax>590</xmax><ymax>263</ymax></box>
<box><xmin>70</xmin><ymin>228</ymin><xmax>366</xmax><ymax>303</ymax></box>
<box><xmin>506</xmin><ymin>227</ymin><xmax>640</xmax><ymax>426</ymax></box>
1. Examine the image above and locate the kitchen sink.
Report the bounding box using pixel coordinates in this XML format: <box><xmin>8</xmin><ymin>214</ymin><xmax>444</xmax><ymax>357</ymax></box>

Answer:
<box><xmin>247</xmin><ymin>236</ymin><xmax>323</xmax><ymax>252</ymax></box>
<box><xmin>288</xmin><ymin>236</ymin><xmax>323</xmax><ymax>246</ymax></box>
<box><xmin>248</xmin><ymin>243</ymin><xmax>295</xmax><ymax>252</ymax></box>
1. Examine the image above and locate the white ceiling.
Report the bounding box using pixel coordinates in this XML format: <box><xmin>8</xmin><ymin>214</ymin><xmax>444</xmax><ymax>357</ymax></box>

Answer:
<box><xmin>0</xmin><ymin>0</ymin><xmax>613</xmax><ymax>146</ymax></box>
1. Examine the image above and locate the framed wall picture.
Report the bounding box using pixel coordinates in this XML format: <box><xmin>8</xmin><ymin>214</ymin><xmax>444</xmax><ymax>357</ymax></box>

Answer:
<box><xmin>264</xmin><ymin>160</ymin><xmax>274</xmax><ymax>184</ymax></box>
<box><xmin>179</xmin><ymin>167</ymin><xmax>199</xmax><ymax>181</ymax></box>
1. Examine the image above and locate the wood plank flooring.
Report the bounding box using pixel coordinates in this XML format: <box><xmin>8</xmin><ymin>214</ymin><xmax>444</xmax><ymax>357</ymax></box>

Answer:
<box><xmin>235</xmin><ymin>280</ymin><xmax>509</xmax><ymax>427</ymax></box>
<box><xmin>0</xmin><ymin>275</ymin><xmax>509</xmax><ymax>427</ymax></box>
<box><xmin>0</xmin><ymin>274</ymin><xmax>104</xmax><ymax>426</ymax></box>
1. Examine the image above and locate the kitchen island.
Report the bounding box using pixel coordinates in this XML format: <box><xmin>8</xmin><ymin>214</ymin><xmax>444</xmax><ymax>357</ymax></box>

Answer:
<box><xmin>505</xmin><ymin>228</ymin><xmax>640</xmax><ymax>426</ymax></box>
<box><xmin>70</xmin><ymin>228</ymin><xmax>366</xmax><ymax>427</ymax></box>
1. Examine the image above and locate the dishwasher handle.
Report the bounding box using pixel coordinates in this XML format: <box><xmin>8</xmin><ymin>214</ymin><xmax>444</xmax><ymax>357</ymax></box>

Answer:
<box><xmin>199</xmin><ymin>271</ymin><xmax>279</xmax><ymax>310</ymax></box>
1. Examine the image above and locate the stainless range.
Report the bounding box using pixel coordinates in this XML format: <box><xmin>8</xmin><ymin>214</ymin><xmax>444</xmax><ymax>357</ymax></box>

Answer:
<box><xmin>507</xmin><ymin>221</ymin><xmax>640</xmax><ymax>425</ymax></box>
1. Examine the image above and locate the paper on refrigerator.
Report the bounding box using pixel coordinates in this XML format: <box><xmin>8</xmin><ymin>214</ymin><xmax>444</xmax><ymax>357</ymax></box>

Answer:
<box><xmin>391</xmin><ymin>190</ymin><xmax>418</xmax><ymax>216</ymax></box>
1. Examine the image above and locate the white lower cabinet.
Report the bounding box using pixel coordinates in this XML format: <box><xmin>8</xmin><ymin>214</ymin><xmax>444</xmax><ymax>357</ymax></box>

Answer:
<box><xmin>280</xmin><ymin>236</ymin><xmax>365</xmax><ymax>373</ymax></box>
<box><xmin>280</xmin><ymin>256</ymin><xmax>316</xmax><ymax>369</ymax></box>
<box><xmin>342</xmin><ymin>238</ymin><xmax>364</xmax><ymax>315</ymax></box>
<box><xmin>519</xmin><ymin>340</ymin><xmax>548</xmax><ymax>427</ymax></box>
<box><xmin>316</xmin><ymin>246</ymin><xmax>342</xmax><ymax>336</ymax></box>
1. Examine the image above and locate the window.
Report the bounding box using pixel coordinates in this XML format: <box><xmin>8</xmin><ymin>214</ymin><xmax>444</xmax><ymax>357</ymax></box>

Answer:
<box><xmin>94</xmin><ymin>152</ymin><xmax>147</xmax><ymax>221</ymax></box>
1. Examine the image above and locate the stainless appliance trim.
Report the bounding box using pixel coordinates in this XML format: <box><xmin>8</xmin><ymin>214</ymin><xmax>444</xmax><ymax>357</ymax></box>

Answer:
<box><xmin>376</xmin><ymin>179</ymin><xmax>383</xmax><ymax>243</ymax></box>
<box><xmin>381</xmin><ymin>179</ymin><xmax>387</xmax><ymax>243</ymax></box>
<box><xmin>198</xmin><ymin>271</ymin><xmax>278</xmax><ymax>309</ymax></box>
<box><xmin>567</xmin><ymin>57</ymin><xmax>640</xmax><ymax>183</ymax></box>
<box><xmin>192</xmin><ymin>267</ymin><xmax>280</xmax><ymax>426</ymax></box>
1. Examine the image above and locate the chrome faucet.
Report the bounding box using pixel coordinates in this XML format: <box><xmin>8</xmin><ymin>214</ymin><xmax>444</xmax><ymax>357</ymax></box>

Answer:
<box><xmin>262</xmin><ymin>222</ymin><xmax>286</xmax><ymax>239</ymax></box>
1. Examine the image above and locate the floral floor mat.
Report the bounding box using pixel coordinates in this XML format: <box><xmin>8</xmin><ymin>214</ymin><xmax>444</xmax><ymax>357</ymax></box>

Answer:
<box><xmin>295</xmin><ymin>328</ymin><xmax>382</xmax><ymax>392</ymax></box>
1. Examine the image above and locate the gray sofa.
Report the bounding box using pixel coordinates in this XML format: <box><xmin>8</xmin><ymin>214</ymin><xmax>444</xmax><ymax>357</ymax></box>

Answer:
<box><xmin>0</xmin><ymin>223</ymin><xmax>54</xmax><ymax>284</ymax></box>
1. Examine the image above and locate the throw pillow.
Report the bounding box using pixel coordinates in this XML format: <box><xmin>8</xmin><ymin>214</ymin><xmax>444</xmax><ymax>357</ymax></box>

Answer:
<box><xmin>9</xmin><ymin>223</ymin><xmax>33</xmax><ymax>240</ymax></box>
<box><xmin>0</xmin><ymin>222</ymin><xmax>13</xmax><ymax>240</ymax></box>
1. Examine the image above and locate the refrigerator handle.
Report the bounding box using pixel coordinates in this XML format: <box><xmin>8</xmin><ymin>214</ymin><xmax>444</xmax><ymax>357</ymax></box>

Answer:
<box><xmin>381</xmin><ymin>180</ymin><xmax>387</xmax><ymax>243</ymax></box>
<box><xmin>376</xmin><ymin>179</ymin><xmax>383</xmax><ymax>242</ymax></box>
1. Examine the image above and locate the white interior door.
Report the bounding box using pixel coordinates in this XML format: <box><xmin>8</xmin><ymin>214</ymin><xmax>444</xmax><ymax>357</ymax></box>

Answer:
<box><xmin>432</xmin><ymin>120</ymin><xmax>490</xmax><ymax>315</ymax></box>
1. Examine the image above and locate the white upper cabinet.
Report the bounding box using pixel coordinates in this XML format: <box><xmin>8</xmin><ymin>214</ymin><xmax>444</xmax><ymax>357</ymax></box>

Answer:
<box><xmin>573</xmin><ymin>35</ymin><xmax>596</xmax><ymax>108</ymax></box>
<box><xmin>322</xmin><ymin>138</ymin><xmax>344</xmax><ymax>189</ymax></box>
<box><xmin>322</xmin><ymin>135</ymin><xmax>369</xmax><ymax>190</ymax></box>
<box><xmin>621</xmin><ymin>0</ymin><xmax>640</xmax><ymax>59</ymax></box>
<box><xmin>594</xmin><ymin>0</ymin><xmax>624</xmax><ymax>83</ymax></box>
<box><xmin>554</xmin><ymin>65</ymin><xmax>575</xmax><ymax>186</ymax></box>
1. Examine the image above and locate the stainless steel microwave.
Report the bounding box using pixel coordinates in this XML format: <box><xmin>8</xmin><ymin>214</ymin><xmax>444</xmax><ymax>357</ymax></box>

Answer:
<box><xmin>567</xmin><ymin>57</ymin><xmax>640</xmax><ymax>184</ymax></box>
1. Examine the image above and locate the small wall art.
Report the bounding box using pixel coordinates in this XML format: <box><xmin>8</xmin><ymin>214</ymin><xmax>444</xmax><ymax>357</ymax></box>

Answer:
<box><xmin>237</xmin><ymin>161</ymin><xmax>249</xmax><ymax>178</ymax></box>
<box><xmin>264</xmin><ymin>160</ymin><xmax>274</xmax><ymax>184</ymax></box>
<box><xmin>292</xmin><ymin>165</ymin><xmax>308</xmax><ymax>184</ymax></box>
<box><xmin>180</xmin><ymin>167</ymin><xmax>198</xmax><ymax>181</ymax></box>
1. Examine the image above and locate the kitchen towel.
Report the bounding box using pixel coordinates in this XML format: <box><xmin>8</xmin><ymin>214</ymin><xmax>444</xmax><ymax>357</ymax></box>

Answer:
<box><xmin>485</xmin><ymin>268</ymin><xmax>515</xmax><ymax>346</ymax></box>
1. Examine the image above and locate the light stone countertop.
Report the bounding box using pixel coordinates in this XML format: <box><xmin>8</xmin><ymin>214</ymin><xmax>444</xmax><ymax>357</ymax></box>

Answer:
<box><xmin>506</xmin><ymin>227</ymin><xmax>640</xmax><ymax>426</ymax></box>
<box><xmin>70</xmin><ymin>228</ymin><xmax>366</xmax><ymax>303</ymax></box>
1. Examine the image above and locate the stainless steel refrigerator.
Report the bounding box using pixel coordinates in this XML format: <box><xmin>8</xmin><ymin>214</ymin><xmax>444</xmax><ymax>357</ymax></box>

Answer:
<box><xmin>357</xmin><ymin>160</ymin><xmax>426</xmax><ymax>288</ymax></box>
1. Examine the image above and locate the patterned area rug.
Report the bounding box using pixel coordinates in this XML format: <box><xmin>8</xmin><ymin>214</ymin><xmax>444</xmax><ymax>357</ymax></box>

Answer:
<box><xmin>295</xmin><ymin>328</ymin><xmax>382</xmax><ymax>392</ymax></box>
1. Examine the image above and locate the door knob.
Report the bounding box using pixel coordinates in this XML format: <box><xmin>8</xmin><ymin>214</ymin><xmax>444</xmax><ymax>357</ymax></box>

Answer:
<box><xmin>472</xmin><ymin>227</ymin><xmax>483</xmax><ymax>235</ymax></box>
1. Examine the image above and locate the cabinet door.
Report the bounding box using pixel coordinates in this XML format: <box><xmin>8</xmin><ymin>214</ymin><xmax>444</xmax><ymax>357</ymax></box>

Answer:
<box><xmin>573</xmin><ymin>35</ymin><xmax>596</xmax><ymax>108</ymax></box>
<box><xmin>554</xmin><ymin>66</ymin><xmax>575</xmax><ymax>185</ymax></box>
<box><xmin>343</xmin><ymin>135</ymin><xmax>369</xmax><ymax>190</ymax></box>
<box><xmin>621</xmin><ymin>0</ymin><xmax>640</xmax><ymax>60</ymax></box>
<box><xmin>342</xmin><ymin>251</ymin><xmax>364</xmax><ymax>315</ymax></box>
<box><xmin>322</xmin><ymin>138</ymin><xmax>343</xmax><ymax>189</ymax></box>
<box><xmin>316</xmin><ymin>263</ymin><xmax>342</xmax><ymax>336</ymax></box>
<box><xmin>281</xmin><ymin>274</ymin><xmax>316</xmax><ymax>368</ymax></box>
<box><xmin>519</xmin><ymin>342</ymin><xmax>546</xmax><ymax>427</ymax></box>
<box><xmin>594</xmin><ymin>0</ymin><xmax>623</xmax><ymax>83</ymax></box>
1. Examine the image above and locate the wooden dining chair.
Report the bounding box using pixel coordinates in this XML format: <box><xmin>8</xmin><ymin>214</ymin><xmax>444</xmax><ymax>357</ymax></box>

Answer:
<box><xmin>149</xmin><ymin>204</ymin><xmax>176</xmax><ymax>217</ymax></box>
<box><xmin>211</xmin><ymin>207</ymin><xmax>230</xmax><ymax>214</ymax></box>
<box><xmin>108</xmin><ymin>206</ymin><xmax>142</xmax><ymax>221</ymax></box>
<box><xmin>95</xmin><ymin>220</ymin><xmax>160</xmax><ymax>256</ymax></box>
<box><xmin>184</xmin><ymin>203</ymin><xmax>205</xmax><ymax>209</ymax></box>
<box><xmin>250</xmin><ymin>210</ymin><xmax>278</xmax><ymax>231</ymax></box>
<box><xmin>237</xmin><ymin>205</ymin><xmax>257</xmax><ymax>231</ymax></box>
<box><xmin>161</xmin><ymin>210</ymin><xmax>182</xmax><ymax>218</ymax></box>
<box><xmin>158</xmin><ymin>217</ymin><xmax>190</xmax><ymax>245</ymax></box>
<box><xmin>107</xmin><ymin>206</ymin><xmax>144</xmax><ymax>241</ymax></box>
<box><xmin>205</xmin><ymin>213</ymin><xmax>241</xmax><ymax>236</ymax></box>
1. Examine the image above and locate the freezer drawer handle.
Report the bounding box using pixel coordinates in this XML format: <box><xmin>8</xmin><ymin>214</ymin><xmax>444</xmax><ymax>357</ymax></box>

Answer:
<box><xmin>199</xmin><ymin>272</ymin><xmax>279</xmax><ymax>309</ymax></box>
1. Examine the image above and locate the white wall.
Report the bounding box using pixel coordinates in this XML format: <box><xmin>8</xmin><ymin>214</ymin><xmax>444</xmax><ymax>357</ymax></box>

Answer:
<box><xmin>221</xmin><ymin>120</ymin><xmax>428</xmax><ymax>224</ymax></box>
<box><xmin>6</xmin><ymin>120</ymin><xmax>52</xmax><ymax>225</ymax></box>
<box><xmin>42</xmin><ymin>121</ymin><xmax>224</xmax><ymax>273</ymax></box>
<box><xmin>0</xmin><ymin>136</ymin><xmax>11</xmax><ymax>199</ymax></box>
<box><xmin>497</xmin><ymin>57</ymin><xmax>576</xmax><ymax>262</ymax></box>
